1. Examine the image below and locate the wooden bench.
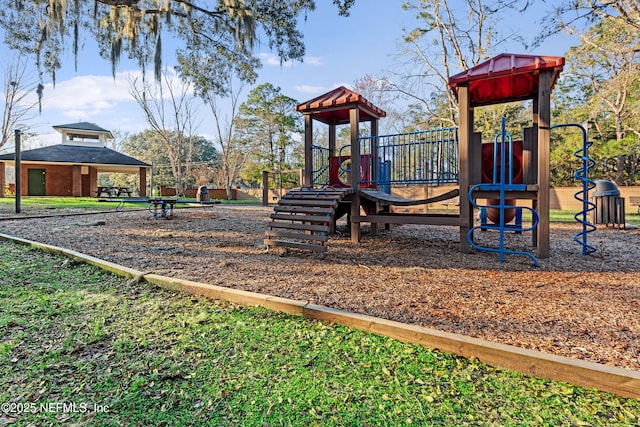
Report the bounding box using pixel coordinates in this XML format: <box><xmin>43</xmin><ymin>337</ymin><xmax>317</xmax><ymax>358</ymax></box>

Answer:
<box><xmin>629</xmin><ymin>196</ymin><xmax>640</xmax><ymax>214</ymax></box>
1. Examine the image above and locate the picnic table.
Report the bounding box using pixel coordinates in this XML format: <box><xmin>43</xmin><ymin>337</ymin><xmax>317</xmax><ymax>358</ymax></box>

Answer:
<box><xmin>95</xmin><ymin>186</ymin><xmax>133</xmax><ymax>198</ymax></box>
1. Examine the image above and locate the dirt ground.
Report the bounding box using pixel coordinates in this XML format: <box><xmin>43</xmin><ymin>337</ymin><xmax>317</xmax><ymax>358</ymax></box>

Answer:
<box><xmin>1</xmin><ymin>204</ymin><xmax>639</xmax><ymax>372</ymax></box>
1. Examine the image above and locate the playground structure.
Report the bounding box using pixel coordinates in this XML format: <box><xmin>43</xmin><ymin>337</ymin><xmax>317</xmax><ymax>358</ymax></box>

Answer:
<box><xmin>265</xmin><ymin>53</ymin><xmax>567</xmax><ymax>261</ymax></box>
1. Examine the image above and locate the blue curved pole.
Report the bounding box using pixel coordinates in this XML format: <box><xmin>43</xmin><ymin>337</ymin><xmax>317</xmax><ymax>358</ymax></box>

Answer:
<box><xmin>550</xmin><ymin>123</ymin><xmax>597</xmax><ymax>255</ymax></box>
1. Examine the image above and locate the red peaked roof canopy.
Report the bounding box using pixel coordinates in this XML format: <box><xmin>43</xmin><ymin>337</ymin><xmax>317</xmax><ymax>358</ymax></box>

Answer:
<box><xmin>448</xmin><ymin>53</ymin><xmax>565</xmax><ymax>106</ymax></box>
<box><xmin>297</xmin><ymin>86</ymin><xmax>386</xmax><ymax>124</ymax></box>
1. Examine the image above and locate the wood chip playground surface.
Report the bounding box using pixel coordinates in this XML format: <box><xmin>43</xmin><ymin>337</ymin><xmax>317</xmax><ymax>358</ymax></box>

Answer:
<box><xmin>0</xmin><ymin>204</ymin><xmax>638</xmax><ymax>375</ymax></box>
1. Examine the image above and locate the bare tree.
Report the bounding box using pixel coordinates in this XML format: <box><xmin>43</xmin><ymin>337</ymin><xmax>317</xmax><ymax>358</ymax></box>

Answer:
<box><xmin>203</xmin><ymin>81</ymin><xmax>252</xmax><ymax>201</ymax></box>
<box><xmin>351</xmin><ymin>74</ymin><xmax>405</xmax><ymax>135</ymax></box>
<box><xmin>391</xmin><ymin>0</ymin><xmax>521</xmax><ymax>126</ymax></box>
<box><xmin>128</xmin><ymin>69</ymin><xmax>200</xmax><ymax>196</ymax></box>
<box><xmin>1</xmin><ymin>55</ymin><xmax>40</xmax><ymax>150</ymax></box>
<box><xmin>549</xmin><ymin>0</ymin><xmax>640</xmax><ymax>34</ymax></box>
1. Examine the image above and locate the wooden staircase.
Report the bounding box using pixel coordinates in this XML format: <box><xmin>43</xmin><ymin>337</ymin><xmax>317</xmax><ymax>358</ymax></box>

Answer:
<box><xmin>264</xmin><ymin>188</ymin><xmax>353</xmax><ymax>253</ymax></box>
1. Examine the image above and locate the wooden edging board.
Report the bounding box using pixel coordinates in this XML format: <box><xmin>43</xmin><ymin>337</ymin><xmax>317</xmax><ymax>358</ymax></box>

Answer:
<box><xmin>1</xmin><ymin>232</ymin><xmax>638</xmax><ymax>399</ymax></box>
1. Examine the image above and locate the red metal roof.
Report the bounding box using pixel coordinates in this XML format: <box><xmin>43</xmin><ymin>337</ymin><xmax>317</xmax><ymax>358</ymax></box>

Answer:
<box><xmin>296</xmin><ymin>86</ymin><xmax>386</xmax><ymax>124</ymax></box>
<box><xmin>448</xmin><ymin>53</ymin><xmax>565</xmax><ymax>106</ymax></box>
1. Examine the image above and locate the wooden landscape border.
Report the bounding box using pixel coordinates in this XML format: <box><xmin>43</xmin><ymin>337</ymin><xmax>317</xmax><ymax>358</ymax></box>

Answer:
<box><xmin>1</xmin><ymin>232</ymin><xmax>638</xmax><ymax>399</ymax></box>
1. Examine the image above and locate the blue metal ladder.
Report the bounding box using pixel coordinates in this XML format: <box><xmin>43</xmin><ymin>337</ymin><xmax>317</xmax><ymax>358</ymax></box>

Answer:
<box><xmin>467</xmin><ymin>118</ymin><xmax>540</xmax><ymax>266</ymax></box>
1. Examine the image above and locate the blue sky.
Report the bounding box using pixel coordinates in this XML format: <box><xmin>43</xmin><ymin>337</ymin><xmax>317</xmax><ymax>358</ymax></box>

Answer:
<box><xmin>1</xmin><ymin>1</ymin><xmax>578</xmax><ymax>151</ymax></box>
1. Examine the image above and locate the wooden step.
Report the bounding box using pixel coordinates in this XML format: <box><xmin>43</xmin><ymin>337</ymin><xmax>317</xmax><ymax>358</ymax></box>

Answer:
<box><xmin>266</xmin><ymin>221</ymin><xmax>329</xmax><ymax>233</ymax></box>
<box><xmin>286</xmin><ymin>190</ymin><xmax>349</xmax><ymax>197</ymax></box>
<box><xmin>277</xmin><ymin>199</ymin><xmax>338</xmax><ymax>207</ymax></box>
<box><xmin>273</xmin><ymin>205</ymin><xmax>335</xmax><ymax>215</ymax></box>
<box><xmin>265</xmin><ymin>187</ymin><xmax>353</xmax><ymax>253</ymax></box>
<box><xmin>264</xmin><ymin>239</ymin><xmax>327</xmax><ymax>252</ymax></box>
<box><xmin>269</xmin><ymin>213</ymin><xmax>332</xmax><ymax>223</ymax></box>
<box><xmin>265</xmin><ymin>229</ymin><xmax>328</xmax><ymax>242</ymax></box>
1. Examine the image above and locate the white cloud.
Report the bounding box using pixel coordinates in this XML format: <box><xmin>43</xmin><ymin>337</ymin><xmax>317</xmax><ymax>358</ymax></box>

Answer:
<box><xmin>35</xmin><ymin>70</ymin><xmax>141</xmax><ymax>119</ymax></box>
<box><xmin>258</xmin><ymin>53</ymin><xmax>287</xmax><ymax>66</ymax></box>
<box><xmin>303</xmin><ymin>56</ymin><xmax>324</xmax><ymax>66</ymax></box>
<box><xmin>258</xmin><ymin>53</ymin><xmax>324</xmax><ymax>68</ymax></box>
<box><xmin>294</xmin><ymin>84</ymin><xmax>328</xmax><ymax>95</ymax></box>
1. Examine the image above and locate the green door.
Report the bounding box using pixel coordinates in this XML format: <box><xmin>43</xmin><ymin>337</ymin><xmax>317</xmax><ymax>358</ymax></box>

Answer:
<box><xmin>28</xmin><ymin>169</ymin><xmax>46</xmax><ymax>196</ymax></box>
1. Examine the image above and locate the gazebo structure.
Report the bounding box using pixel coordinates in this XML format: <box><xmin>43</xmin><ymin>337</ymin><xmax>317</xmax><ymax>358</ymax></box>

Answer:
<box><xmin>265</xmin><ymin>54</ymin><xmax>564</xmax><ymax>260</ymax></box>
<box><xmin>0</xmin><ymin>122</ymin><xmax>150</xmax><ymax>197</ymax></box>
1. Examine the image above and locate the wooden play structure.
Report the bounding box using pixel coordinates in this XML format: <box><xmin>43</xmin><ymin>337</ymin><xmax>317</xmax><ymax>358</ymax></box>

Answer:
<box><xmin>264</xmin><ymin>54</ymin><xmax>565</xmax><ymax>261</ymax></box>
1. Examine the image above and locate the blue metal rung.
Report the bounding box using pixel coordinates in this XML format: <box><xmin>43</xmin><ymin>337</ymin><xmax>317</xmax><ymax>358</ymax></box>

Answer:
<box><xmin>467</xmin><ymin>118</ymin><xmax>539</xmax><ymax>266</ymax></box>
<box><xmin>473</xmin><ymin>183</ymin><xmax>528</xmax><ymax>192</ymax></box>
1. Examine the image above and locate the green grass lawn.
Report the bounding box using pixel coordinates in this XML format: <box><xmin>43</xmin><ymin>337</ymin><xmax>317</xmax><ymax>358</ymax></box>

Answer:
<box><xmin>0</xmin><ymin>242</ymin><xmax>638</xmax><ymax>426</ymax></box>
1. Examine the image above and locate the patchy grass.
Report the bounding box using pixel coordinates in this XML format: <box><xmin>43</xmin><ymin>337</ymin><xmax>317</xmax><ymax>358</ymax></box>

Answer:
<box><xmin>0</xmin><ymin>242</ymin><xmax>638</xmax><ymax>426</ymax></box>
<box><xmin>0</xmin><ymin>197</ymin><xmax>115</xmax><ymax>217</ymax></box>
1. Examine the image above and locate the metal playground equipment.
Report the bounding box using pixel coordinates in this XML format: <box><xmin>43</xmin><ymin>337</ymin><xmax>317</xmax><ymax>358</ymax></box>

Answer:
<box><xmin>110</xmin><ymin>197</ymin><xmax>220</xmax><ymax>219</ymax></box>
<box><xmin>467</xmin><ymin>118</ymin><xmax>540</xmax><ymax>266</ymax></box>
<box><xmin>551</xmin><ymin>123</ymin><xmax>597</xmax><ymax>255</ymax></box>
<box><xmin>265</xmin><ymin>53</ymin><xmax>587</xmax><ymax>264</ymax></box>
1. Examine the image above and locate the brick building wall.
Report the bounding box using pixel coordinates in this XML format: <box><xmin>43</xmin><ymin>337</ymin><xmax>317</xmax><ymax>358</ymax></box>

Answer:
<box><xmin>20</xmin><ymin>164</ymin><xmax>74</xmax><ymax>196</ymax></box>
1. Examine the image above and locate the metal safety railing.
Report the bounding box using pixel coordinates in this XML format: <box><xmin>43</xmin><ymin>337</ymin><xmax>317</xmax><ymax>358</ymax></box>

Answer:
<box><xmin>311</xmin><ymin>127</ymin><xmax>459</xmax><ymax>188</ymax></box>
<box><xmin>358</xmin><ymin>127</ymin><xmax>459</xmax><ymax>187</ymax></box>
<box><xmin>311</xmin><ymin>145</ymin><xmax>331</xmax><ymax>186</ymax></box>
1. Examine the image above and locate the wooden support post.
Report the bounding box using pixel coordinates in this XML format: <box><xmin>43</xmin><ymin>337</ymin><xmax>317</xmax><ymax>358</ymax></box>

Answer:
<box><xmin>370</xmin><ymin>118</ymin><xmax>379</xmax><ymax>236</ymax></box>
<box><xmin>303</xmin><ymin>114</ymin><xmax>313</xmax><ymax>187</ymax></box>
<box><xmin>531</xmin><ymin>98</ymin><xmax>540</xmax><ymax>248</ymax></box>
<box><xmin>522</xmin><ymin>127</ymin><xmax>535</xmax><ymax>185</ymax></box>
<box><xmin>457</xmin><ymin>86</ymin><xmax>474</xmax><ymax>253</ymax></box>
<box><xmin>262</xmin><ymin>170</ymin><xmax>269</xmax><ymax>206</ymax></box>
<box><xmin>139</xmin><ymin>167</ymin><xmax>147</xmax><ymax>197</ymax></box>
<box><xmin>0</xmin><ymin>161</ymin><xmax>5</xmax><ymax>198</ymax></box>
<box><xmin>537</xmin><ymin>71</ymin><xmax>552</xmax><ymax>258</ymax></box>
<box><xmin>350</xmin><ymin>108</ymin><xmax>361</xmax><ymax>243</ymax></box>
<box><xmin>15</xmin><ymin>130</ymin><xmax>21</xmax><ymax>213</ymax></box>
<box><xmin>328</xmin><ymin>122</ymin><xmax>336</xmax><ymax>157</ymax></box>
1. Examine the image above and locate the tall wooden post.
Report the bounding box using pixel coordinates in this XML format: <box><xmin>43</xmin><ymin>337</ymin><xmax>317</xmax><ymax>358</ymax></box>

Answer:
<box><xmin>536</xmin><ymin>70</ymin><xmax>552</xmax><ymax>258</ymax></box>
<box><xmin>262</xmin><ymin>170</ymin><xmax>269</xmax><ymax>206</ymax></box>
<box><xmin>350</xmin><ymin>107</ymin><xmax>361</xmax><ymax>243</ymax></box>
<box><xmin>369</xmin><ymin>118</ymin><xmax>380</xmax><ymax>236</ymax></box>
<box><xmin>328</xmin><ymin>122</ymin><xmax>336</xmax><ymax>157</ymax></box>
<box><xmin>0</xmin><ymin>162</ymin><xmax>5</xmax><ymax>198</ymax></box>
<box><xmin>139</xmin><ymin>167</ymin><xmax>147</xmax><ymax>197</ymax></box>
<box><xmin>457</xmin><ymin>86</ymin><xmax>474</xmax><ymax>253</ymax></box>
<box><xmin>15</xmin><ymin>130</ymin><xmax>21</xmax><ymax>213</ymax></box>
<box><xmin>303</xmin><ymin>114</ymin><xmax>313</xmax><ymax>187</ymax></box>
